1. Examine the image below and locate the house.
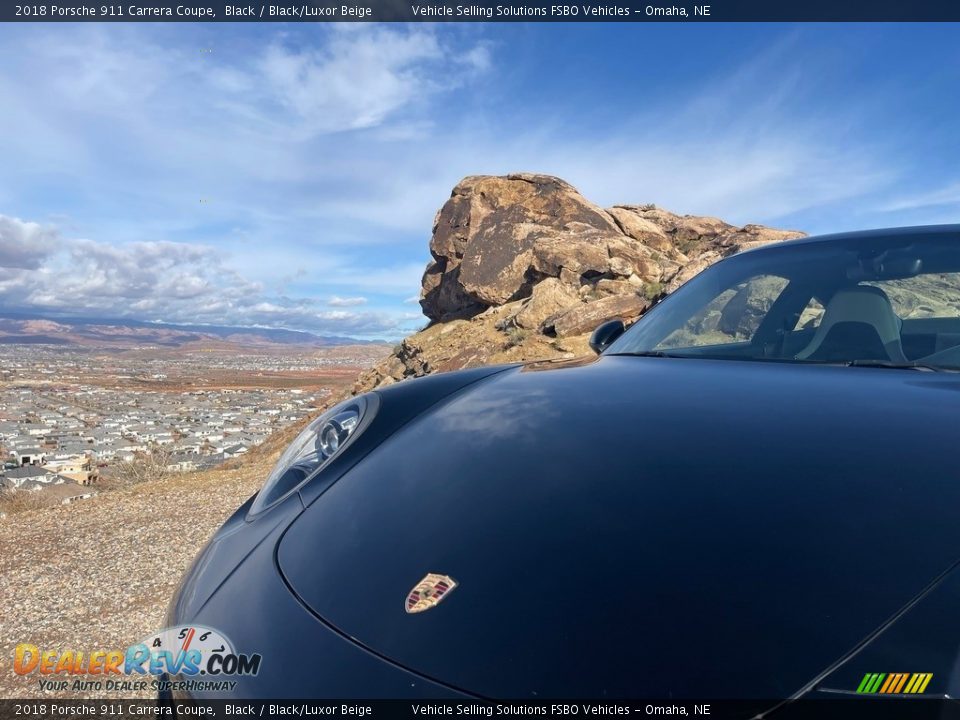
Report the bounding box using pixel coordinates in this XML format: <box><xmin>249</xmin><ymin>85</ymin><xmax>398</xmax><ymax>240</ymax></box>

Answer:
<box><xmin>223</xmin><ymin>443</ymin><xmax>249</xmax><ymax>459</ymax></box>
<box><xmin>43</xmin><ymin>455</ymin><xmax>92</xmax><ymax>485</ymax></box>
<box><xmin>15</xmin><ymin>479</ymin><xmax>47</xmax><ymax>492</ymax></box>
<box><xmin>57</xmin><ymin>442</ymin><xmax>91</xmax><ymax>456</ymax></box>
<box><xmin>93</xmin><ymin>442</ymin><xmax>138</xmax><ymax>463</ymax></box>
<box><xmin>166</xmin><ymin>453</ymin><xmax>199</xmax><ymax>472</ymax></box>
<box><xmin>43</xmin><ymin>483</ymin><xmax>99</xmax><ymax>504</ymax></box>
<box><xmin>196</xmin><ymin>453</ymin><xmax>226</xmax><ymax>470</ymax></box>
<box><xmin>0</xmin><ymin>465</ymin><xmax>55</xmax><ymax>488</ymax></box>
<box><xmin>12</xmin><ymin>447</ymin><xmax>46</xmax><ymax>466</ymax></box>
<box><xmin>152</xmin><ymin>430</ymin><xmax>175</xmax><ymax>445</ymax></box>
<box><xmin>23</xmin><ymin>423</ymin><xmax>52</xmax><ymax>438</ymax></box>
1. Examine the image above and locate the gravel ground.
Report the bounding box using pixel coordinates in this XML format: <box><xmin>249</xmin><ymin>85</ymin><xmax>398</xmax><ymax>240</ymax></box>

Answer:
<box><xmin>0</xmin><ymin>465</ymin><xmax>266</xmax><ymax>699</ymax></box>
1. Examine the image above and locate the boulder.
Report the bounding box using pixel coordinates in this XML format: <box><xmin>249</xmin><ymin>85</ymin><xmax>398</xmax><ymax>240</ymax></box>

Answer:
<box><xmin>514</xmin><ymin>278</ymin><xmax>582</xmax><ymax>330</ymax></box>
<box><xmin>547</xmin><ymin>293</ymin><xmax>651</xmax><ymax>338</ymax></box>
<box><xmin>355</xmin><ymin>173</ymin><xmax>806</xmax><ymax>393</ymax></box>
<box><xmin>421</xmin><ymin>174</ymin><xmax>620</xmax><ymax>321</ymax></box>
<box><xmin>606</xmin><ymin>206</ymin><xmax>673</xmax><ymax>251</ymax></box>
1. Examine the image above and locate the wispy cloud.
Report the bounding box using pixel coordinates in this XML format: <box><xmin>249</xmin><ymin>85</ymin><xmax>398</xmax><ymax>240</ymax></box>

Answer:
<box><xmin>432</xmin><ymin>33</ymin><xmax>891</xmax><ymax>227</ymax></box>
<box><xmin>327</xmin><ymin>296</ymin><xmax>367</xmax><ymax>307</ymax></box>
<box><xmin>878</xmin><ymin>183</ymin><xmax>960</xmax><ymax>213</ymax></box>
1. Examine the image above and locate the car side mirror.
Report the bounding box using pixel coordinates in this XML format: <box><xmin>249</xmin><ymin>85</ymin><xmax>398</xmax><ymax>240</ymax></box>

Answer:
<box><xmin>589</xmin><ymin>320</ymin><xmax>625</xmax><ymax>354</ymax></box>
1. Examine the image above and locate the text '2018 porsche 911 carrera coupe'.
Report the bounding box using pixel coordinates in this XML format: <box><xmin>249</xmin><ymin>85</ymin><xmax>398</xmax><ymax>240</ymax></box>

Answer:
<box><xmin>163</xmin><ymin>226</ymin><xmax>960</xmax><ymax>713</ymax></box>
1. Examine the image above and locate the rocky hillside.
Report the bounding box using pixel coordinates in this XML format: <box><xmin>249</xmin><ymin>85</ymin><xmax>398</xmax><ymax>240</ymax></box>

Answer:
<box><xmin>0</xmin><ymin>463</ymin><xmax>272</xmax><ymax>699</ymax></box>
<box><xmin>356</xmin><ymin>174</ymin><xmax>804</xmax><ymax>392</ymax></box>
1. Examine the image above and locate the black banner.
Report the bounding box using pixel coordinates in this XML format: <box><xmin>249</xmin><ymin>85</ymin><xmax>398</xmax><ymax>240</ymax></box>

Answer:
<box><xmin>6</xmin><ymin>0</ymin><xmax>960</xmax><ymax>22</ymax></box>
<box><xmin>2</xmin><ymin>699</ymin><xmax>960</xmax><ymax>720</ymax></box>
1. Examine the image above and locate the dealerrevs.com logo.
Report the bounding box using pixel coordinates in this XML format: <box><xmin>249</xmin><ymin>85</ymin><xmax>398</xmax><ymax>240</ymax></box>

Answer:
<box><xmin>13</xmin><ymin>625</ymin><xmax>261</xmax><ymax>694</ymax></box>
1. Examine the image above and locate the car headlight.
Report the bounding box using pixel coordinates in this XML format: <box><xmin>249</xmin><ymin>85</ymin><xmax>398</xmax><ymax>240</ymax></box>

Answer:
<box><xmin>248</xmin><ymin>394</ymin><xmax>376</xmax><ymax>516</ymax></box>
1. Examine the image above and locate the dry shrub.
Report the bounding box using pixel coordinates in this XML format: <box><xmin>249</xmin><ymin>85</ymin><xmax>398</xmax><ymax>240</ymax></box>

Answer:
<box><xmin>0</xmin><ymin>488</ymin><xmax>52</xmax><ymax>516</ymax></box>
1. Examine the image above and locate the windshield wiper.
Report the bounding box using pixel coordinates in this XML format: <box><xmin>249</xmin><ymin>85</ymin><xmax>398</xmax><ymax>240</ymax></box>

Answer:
<box><xmin>844</xmin><ymin>359</ymin><xmax>949</xmax><ymax>372</ymax></box>
<box><xmin>606</xmin><ymin>351</ymin><xmax>676</xmax><ymax>358</ymax></box>
<box><xmin>609</xmin><ymin>353</ymin><xmax>954</xmax><ymax>371</ymax></box>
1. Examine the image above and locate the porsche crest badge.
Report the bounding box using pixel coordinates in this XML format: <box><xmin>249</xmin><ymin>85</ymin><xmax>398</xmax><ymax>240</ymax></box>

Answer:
<box><xmin>406</xmin><ymin>573</ymin><xmax>458</xmax><ymax>614</ymax></box>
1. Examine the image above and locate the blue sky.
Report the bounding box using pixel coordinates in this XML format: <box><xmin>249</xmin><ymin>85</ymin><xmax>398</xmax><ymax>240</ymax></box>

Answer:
<box><xmin>0</xmin><ymin>22</ymin><xmax>958</xmax><ymax>339</ymax></box>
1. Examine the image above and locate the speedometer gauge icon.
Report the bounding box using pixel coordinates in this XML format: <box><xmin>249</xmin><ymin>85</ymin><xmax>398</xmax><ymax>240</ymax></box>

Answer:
<box><xmin>136</xmin><ymin>625</ymin><xmax>235</xmax><ymax>660</ymax></box>
<box><xmin>132</xmin><ymin>624</ymin><xmax>260</xmax><ymax>679</ymax></box>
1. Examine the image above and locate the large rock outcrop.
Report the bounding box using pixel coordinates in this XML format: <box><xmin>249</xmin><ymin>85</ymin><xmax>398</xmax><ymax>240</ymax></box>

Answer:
<box><xmin>356</xmin><ymin>173</ymin><xmax>805</xmax><ymax>392</ymax></box>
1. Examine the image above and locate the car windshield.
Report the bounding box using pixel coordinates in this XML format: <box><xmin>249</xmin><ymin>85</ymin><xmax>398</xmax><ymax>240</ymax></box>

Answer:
<box><xmin>606</xmin><ymin>230</ymin><xmax>960</xmax><ymax>371</ymax></box>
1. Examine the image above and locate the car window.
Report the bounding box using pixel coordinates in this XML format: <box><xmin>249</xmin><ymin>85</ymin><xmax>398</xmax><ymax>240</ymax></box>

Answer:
<box><xmin>864</xmin><ymin>272</ymin><xmax>960</xmax><ymax>319</ymax></box>
<box><xmin>795</xmin><ymin>297</ymin><xmax>826</xmax><ymax>330</ymax></box>
<box><xmin>658</xmin><ymin>275</ymin><xmax>789</xmax><ymax>349</ymax></box>
<box><xmin>606</xmin><ymin>233</ymin><xmax>960</xmax><ymax>370</ymax></box>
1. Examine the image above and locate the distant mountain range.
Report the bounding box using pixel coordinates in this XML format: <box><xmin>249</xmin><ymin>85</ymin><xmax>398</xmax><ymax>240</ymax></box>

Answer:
<box><xmin>0</xmin><ymin>312</ymin><xmax>385</xmax><ymax>349</ymax></box>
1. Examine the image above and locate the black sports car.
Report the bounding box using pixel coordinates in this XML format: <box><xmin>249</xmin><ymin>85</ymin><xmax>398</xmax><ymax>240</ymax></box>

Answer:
<box><xmin>164</xmin><ymin>225</ymin><xmax>960</xmax><ymax>709</ymax></box>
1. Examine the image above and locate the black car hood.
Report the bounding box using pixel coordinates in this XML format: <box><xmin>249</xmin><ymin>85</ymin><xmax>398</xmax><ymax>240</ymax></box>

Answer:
<box><xmin>277</xmin><ymin>357</ymin><xmax>960</xmax><ymax>698</ymax></box>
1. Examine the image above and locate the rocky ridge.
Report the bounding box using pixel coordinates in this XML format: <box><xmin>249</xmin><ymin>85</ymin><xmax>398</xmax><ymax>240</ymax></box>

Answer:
<box><xmin>356</xmin><ymin>173</ymin><xmax>805</xmax><ymax>392</ymax></box>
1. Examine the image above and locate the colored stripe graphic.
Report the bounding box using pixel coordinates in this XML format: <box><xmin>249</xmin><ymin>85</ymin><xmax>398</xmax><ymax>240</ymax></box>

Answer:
<box><xmin>891</xmin><ymin>673</ymin><xmax>909</xmax><ymax>694</ymax></box>
<box><xmin>904</xmin><ymin>674</ymin><xmax>920</xmax><ymax>693</ymax></box>
<box><xmin>858</xmin><ymin>672</ymin><xmax>933</xmax><ymax>694</ymax></box>
<box><xmin>904</xmin><ymin>673</ymin><xmax>933</xmax><ymax>694</ymax></box>
<box><xmin>878</xmin><ymin>674</ymin><xmax>895</xmax><ymax>694</ymax></box>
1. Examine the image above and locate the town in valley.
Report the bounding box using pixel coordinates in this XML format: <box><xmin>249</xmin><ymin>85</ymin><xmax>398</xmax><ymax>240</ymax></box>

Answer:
<box><xmin>0</xmin><ymin>342</ymin><xmax>387</xmax><ymax>514</ymax></box>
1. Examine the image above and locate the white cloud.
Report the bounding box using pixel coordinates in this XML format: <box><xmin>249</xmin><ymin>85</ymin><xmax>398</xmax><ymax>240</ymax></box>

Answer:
<box><xmin>0</xmin><ymin>215</ymin><xmax>60</xmax><ymax>269</ymax></box>
<box><xmin>461</xmin><ymin>43</ymin><xmax>493</xmax><ymax>73</ymax></box>
<box><xmin>327</xmin><ymin>296</ymin><xmax>367</xmax><ymax>307</ymax></box>
<box><xmin>255</xmin><ymin>27</ymin><xmax>446</xmax><ymax>135</ymax></box>
<box><xmin>0</xmin><ymin>215</ymin><xmax>414</xmax><ymax>338</ymax></box>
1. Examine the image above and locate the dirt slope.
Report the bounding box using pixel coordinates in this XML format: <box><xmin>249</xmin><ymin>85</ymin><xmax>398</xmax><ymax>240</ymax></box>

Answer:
<box><xmin>0</xmin><ymin>463</ymin><xmax>272</xmax><ymax>698</ymax></box>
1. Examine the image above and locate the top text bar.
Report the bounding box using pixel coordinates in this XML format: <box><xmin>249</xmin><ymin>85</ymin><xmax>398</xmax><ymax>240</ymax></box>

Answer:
<box><xmin>6</xmin><ymin>0</ymin><xmax>960</xmax><ymax>21</ymax></box>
